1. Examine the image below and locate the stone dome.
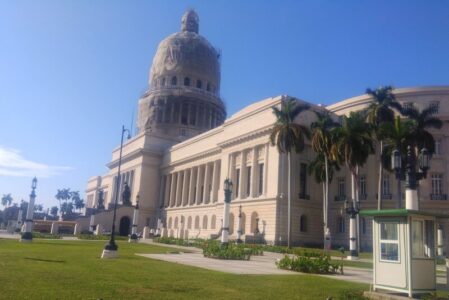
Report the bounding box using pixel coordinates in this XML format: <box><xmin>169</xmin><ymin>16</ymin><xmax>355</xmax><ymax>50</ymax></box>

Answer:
<box><xmin>149</xmin><ymin>10</ymin><xmax>221</xmax><ymax>93</ymax></box>
<box><xmin>136</xmin><ymin>10</ymin><xmax>226</xmax><ymax>140</ymax></box>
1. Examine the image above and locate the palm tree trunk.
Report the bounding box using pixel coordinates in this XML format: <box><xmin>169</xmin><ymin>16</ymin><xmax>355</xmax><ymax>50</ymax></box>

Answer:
<box><xmin>324</xmin><ymin>156</ymin><xmax>329</xmax><ymax>247</ymax></box>
<box><xmin>287</xmin><ymin>151</ymin><xmax>292</xmax><ymax>249</ymax></box>
<box><xmin>377</xmin><ymin>140</ymin><xmax>383</xmax><ymax>210</ymax></box>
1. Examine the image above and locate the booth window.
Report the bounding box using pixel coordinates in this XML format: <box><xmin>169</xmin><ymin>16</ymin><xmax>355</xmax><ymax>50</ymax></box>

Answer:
<box><xmin>412</xmin><ymin>220</ymin><xmax>435</xmax><ymax>258</ymax></box>
<box><xmin>379</xmin><ymin>222</ymin><xmax>399</xmax><ymax>262</ymax></box>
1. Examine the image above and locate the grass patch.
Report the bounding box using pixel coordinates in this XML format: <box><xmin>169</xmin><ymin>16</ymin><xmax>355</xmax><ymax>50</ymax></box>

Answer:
<box><xmin>0</xmin><ymin>238</ymin><xmax>368</xmax><ymax>299</ymax></box>
<box><xmin>77</xmin><ymin>233</ymin><xmax>128</xmax><ymax>240</ymax></box>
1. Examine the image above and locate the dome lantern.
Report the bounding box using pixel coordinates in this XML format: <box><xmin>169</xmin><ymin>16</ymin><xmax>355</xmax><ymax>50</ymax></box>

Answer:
<box><xmin>181</xmin><ymin>10</ymin><xmax>199</xmax><ymax>33</ymax></box>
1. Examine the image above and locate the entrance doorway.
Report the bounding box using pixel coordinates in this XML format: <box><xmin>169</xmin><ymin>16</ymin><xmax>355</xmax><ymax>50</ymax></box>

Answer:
<box><xmin>119</xmin><ymin>216</ymin><xmax>131</xmax><ymax>236</ymax></box>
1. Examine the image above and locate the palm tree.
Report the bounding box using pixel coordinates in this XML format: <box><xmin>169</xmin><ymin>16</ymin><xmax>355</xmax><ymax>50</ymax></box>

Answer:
<box><xmin>50</xmin><ymin>206</ymin><xmax>59</xmax><ymax>218</ymax></box>
<box><xmin>331</xmin><ymin>111</ymin><xmax>374</xmax><ymax>257</ymax></box>
<box><xmin>55</xmin><ymin>188</ymin><xmax>71</xmax><ymax>217</ymax></box>
<box><xmin>378</xmin><ymin>116</ymin><xmax>414</xmax><ymax>208</ymax></box>
<box><xmin>1</xmin><ymin>194</ymin><xmax>13</xmax><ymax>208</ymax></box>
<box><xmin>270</xmin><ymin>97</ymin><xmax>310</xmax><ymax>248</ymax></box>
<box><xmin>310</xmin><ymin>111</ymin><xmax>340</xmax><ymax>246</ymax></box>
<box><xmin>365</xmin><ymin>86</ymin><xmax>402</xmax><ymax>210</ymax></box>
<box><xmin>402</xmin><ymin>103</ymin><xmax>443</xmax><ymax>154</ymax></box>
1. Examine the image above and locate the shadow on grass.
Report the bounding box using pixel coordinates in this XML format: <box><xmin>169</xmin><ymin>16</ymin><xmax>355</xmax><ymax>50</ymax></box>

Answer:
<box><xmin>25</xmin><ymin>257</ymin><xmax>66</xmax><ymax>263</ymax></box>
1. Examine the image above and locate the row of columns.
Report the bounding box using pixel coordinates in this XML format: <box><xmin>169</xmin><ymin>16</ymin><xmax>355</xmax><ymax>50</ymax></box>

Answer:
<box><xmin>162</xmin><ymin>160</ymin><xmax>221</xmax><ymax>208</ymax></box>
<box><xmin>230</xmin><ymin>144</ymin><xmax>269</xmax><ymax>200</ymax></box>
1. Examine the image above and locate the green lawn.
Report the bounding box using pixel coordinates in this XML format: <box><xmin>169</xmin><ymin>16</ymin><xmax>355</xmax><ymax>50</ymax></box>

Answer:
<box><xmin>0</xmin><ymin>238</ymin><xmax>368</xmax><ymax>299</ymax></box>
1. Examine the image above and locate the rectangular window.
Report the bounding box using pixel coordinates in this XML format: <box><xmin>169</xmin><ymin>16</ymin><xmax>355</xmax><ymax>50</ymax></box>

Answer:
<box><xmin>258</xmin><ymin>163</ymin><xmax>264</xmax><ymax>196</ymax></box>
<box><xmin>359</xmin><ymin>175</ymin><xmax>366</xmax><ymax>199</ymax></box>
<box><xmin>198</xmin><ymin>105</ymin><xmax>204</xmax><ymax>127</ymax></box>
<box><xmin>189</xmin><ymin>104</ymin><xmax>197</xmax><ymax>125</ymax></box>
<box><xmin>173</xmin><ymin>102</ymin><xmax>180</xmax><ymax>123</ymax></box>
<box><xmin>435</xmin><ymin>139</ymin><xmax>442</xmax><ymax>155</ymax></box>
<box><xmin>412</xmin><ymin>220</ymin><xmax>424</xmax><ymax>257</ymax></box>
<box><xmin>246</xmin><ymin>166</ymin><xmax>251</xmax><ymax>197</ymax></box>
<box><xmin>432</xmin><ymin>174</ymin><xmax>443</xmax><ymax>195</ymax></box>
<box><xmin>403</xmin><ymin>102</ymin><xmax>414</xmax><ymax>111</ymax></box>
<box><xmin>382</xmin><ymin>175</ymin><xmax>390</xmax><ymax>195</ymax></box>
<box><xmin>338</xmin><ymin>178</ymin><xmax>346</xmax><ymax>197</ymax></box>
<box><xmin>164</xmin><ymin>102</ymin><xmax>172</xmax><ymax>123</ymax></box>
<box><xmin>181</xmin><ymin>103</ymin><xmax>189</xmax><ymax>125</ymax></box>
<box><xmin>379</xmin><ymin>222</ymin><xmax>399</xmax><ymax>262</ymax></box>
<box><xmin>299</xmin><ymin>163</ymin><xmax>307</xmax><ymax>198</ymax></box>
<box><xmin>235</xmin><ymin>169</ymin><xmax>240</xmax><ymax>198</ymax></box>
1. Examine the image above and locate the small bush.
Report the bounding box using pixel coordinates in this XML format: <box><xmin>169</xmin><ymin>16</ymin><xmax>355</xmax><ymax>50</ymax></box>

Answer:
<box><xmin>77</xmin><ymin>234</ymin><xmax>127</xmax><ymax>240</ymax></box>
<box><xmin>153</xmin><ymin>237</ymin><xmax>205</xmax><ymax>248</ymax></box>
<box><xmin>337</xmin><ymin>290</ymin><xmax>368</xmax><ymax>300</ymax></box>
<box><xmin>203</xmin><ymin>240</ymin><xmax>252</xmax><ymax>260</ymax></box>
<box><xmin>32</xmin><ymin>232</ymin><xmax>62</xmax><ymax>239</ymax></box>
<box><xmin>276</xmin><ymin>251</ymin><xmax>339</xmax><ymax>274</ymax></box>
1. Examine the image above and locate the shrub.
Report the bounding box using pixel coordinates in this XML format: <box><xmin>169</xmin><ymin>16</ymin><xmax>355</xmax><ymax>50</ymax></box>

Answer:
<box><xmin>202</xmin><ymin>240</ymin><xmax>252</xmax><ymax>260</ymax></box>
<box><xmin>32</xmin><ymin>232</ymin><xmax>62</xmax><ymax>239</ymax></box>
<box><xmin>77</xmin><ymin>234</ymin><xmax>127</xmax><ymax>240</ymax></box>
<box><xmin>153</xmin><ymin>237</ymin><xmax>205</xmax><ymax>248</ymax></box>
<box><xmin>276</xmin><ymin>251</ymin><xmax>339</xmax><ymax>274</ymax></box>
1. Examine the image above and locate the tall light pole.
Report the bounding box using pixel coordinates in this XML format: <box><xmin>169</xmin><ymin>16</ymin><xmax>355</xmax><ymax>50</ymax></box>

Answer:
<box><xmin>392</xmin><ymin>146</ymin><xmax>430</xmax><ymax>210</ymax></box>
<box><xmin>21</xmin><ymin>177</ymin><xmax>37</xmax><ymax>242</ymax></box>
<box><xmin>236</xmin><ymin>205</ymin><xmax>243</xmax><ymax>243</ymax></box>
<box><xmin>221</xmin><ymin>178</ymin><xmax>233</xmax><ymax>247</ymax></box>
<box><xmin>101</xmin><ymin>125</ymin><xmax>131</xmax><ymax>259</ymax></box>
<box><xmin>344</xmin><ymin>199</ymin><xmax>360</xmax><ymax>259</ymax></box>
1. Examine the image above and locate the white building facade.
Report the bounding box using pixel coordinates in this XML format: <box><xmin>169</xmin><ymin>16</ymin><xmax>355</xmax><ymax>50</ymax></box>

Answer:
<box><xmin>80</xmin><ymin>11</ymin><xmax>449</xmax><ymax>251</ymax></box>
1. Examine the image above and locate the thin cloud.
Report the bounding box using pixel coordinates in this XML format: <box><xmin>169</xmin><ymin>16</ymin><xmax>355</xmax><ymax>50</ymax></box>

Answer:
<box><xmin>0</xmin><ymin>146</ymin><xmax>72</xmax><ymax>178</ymax></box>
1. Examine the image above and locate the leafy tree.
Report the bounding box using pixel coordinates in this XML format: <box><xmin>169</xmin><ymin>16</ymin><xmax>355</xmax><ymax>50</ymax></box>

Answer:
<box><xmin>34</xmin><ymin>204</ymin><xmax>44</xmax><ymax>212</ymax></box>
<box><xmin>74</xmin><ymin>197</ymin><xmax>85</xmax><ymax>212</ymax></box>
<box><xmin>1</xmin><ymin>194</ymin><xmax>13</xmax><ymax>208</ymax></box>
<box><xmin>401</xmin><ymin>103</ymin><xmax>443</xmax><ymax>154</ymax></box>
<box><xmin>50</xmin><ymin>206</ymin><xmax>59</xmax><ymax>218</ymax></box>
<box><xmin>365</xmin><ymin>86</ymin><xmax>402</xmax><ymax>209</ymax></box>
<box><xmin>378</xmin><ymin>116</ymin><xmax>414</xmax><ymax>207</ymax></box>
<box><xmin>270</xmin><ymin>97</ymin><xmax>310</xmax><ymax>248</ymax></box>
<box><xmin>55</xmin><ymin>188</ymin><xmax>71</xmax><ymax>216</ymax></box>
<box><xmin>310</xmin><ymin>111</ymin><xmax>340</xmax><ymax>245</ymax></box>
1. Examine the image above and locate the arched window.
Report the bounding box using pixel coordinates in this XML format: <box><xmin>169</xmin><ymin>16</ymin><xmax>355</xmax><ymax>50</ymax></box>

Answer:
<box><xmin>229</xmin><ymin>213</ymin><xmax>235</xmax><ymax>235</ymax></box>
<box><xmin>206</xmin><ymin>82</ymin><xmax>210</xmax><ymax>91</ymax></box>
<box><xmin>211</xmin><ymin>215</ymin><xmax>216</xmax><ymax>229</ymax></box>
<box><xmin>196</xmin><ymin>79</ymin><xmax>202</xmax><ymax>89</ymax></box>
<box><xmin>174</xmin><ymin>217</ymin><xmax>178</xmax><ymax>229</ymax></box>
<box><xmin>184</xmin><ymin>77</ymin><xmax>190</xmax><ymax>86</ymax></box>
<box><xmin>338</xmin><ymin>217</ymin><xmax>345</xmax><ymax>233</ymax></box>
<box><xmin>168</xmin><ymin>217</ymin><xmax>172</xmax><ymax>229</ymax></box>
<box><xmin>203</xmin><ymin>215</ymin><xmax>208</xmax><ymax>229</ymax></box>
<box><xmin>300</xmin><ymin>215</ymin><xmax>307</xmax><ymax>232</ymax></box>
<box><xmin>180</xmin><ymin>216</ymin><xmax>185</xmax><ymax>228</ymax></box>
<box><xmin>194</xmin><ymin>216</ymin><xmax>200</xmax><ymax>229</ymax></box>
<box><xmin>187</xmin><ymin>216</ymin><xmax>192</xmax><ymax>229</ymax></box>
<box><xmin>171</xmin><ymin>76</ymin><xmax>177</xmax><ymax>86</ymax></box>
<box><xmin>251</xmin><ymin>212</ymin><xmax>259</xmax><ymax>234</ymax></box>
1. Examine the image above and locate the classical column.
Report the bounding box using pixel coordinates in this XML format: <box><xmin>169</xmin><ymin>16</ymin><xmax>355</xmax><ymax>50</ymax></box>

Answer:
<box><xmin>263</xmin><ymin>143</ymin><xmax>269</xmax><ymax>195</ymax></box>
<box><xmin>188</xmin><ymin>167</ymin><xmax>196</xmax><ymax>205</ymax></box>
<box><xmin>164</xmin><ymin>174</ymin><xmax>171</xmax><ymax>207</ymax></box>
<box><xmin>129</xmin><ymin>201</ymin><xmax>139</xmax><ymax>243</ymax></box>
<box><xmin>239</xmin><ymin>151</ymin><xmax>246</xmax><ymax>199</ymax></box>
<box><xmin>89</xmin><ymin>212</ymin><xmax>96</xmax><ymax>233</ymax></box>
<box><xmin>250</xmin><ymin>147</ymin><xmax>258</xmax><ymax>197</ymax></box>
<box><xmin>169</xmin><ymin>173</ymin><xmax>177</xmax><ymax>207</ymax></box>
<box><xmin>182</xmin><ymin>169</ymin><xmax>189</xmax><ymax>206</ymax></box>
<box><xmin>229</xmin><ymin>154</ymin><xmax>236</xmax><ymax>199</ymax></box>
<box><xmin>211</xmin><ymin>160</ymin><xmax>220</xmax><ymax>203</ymax></box>
<box><xmin>196</xmin><ymin>165</ymin><xmax>203</xmax><ymax>205</ymax></box>
<box><xmin>438</xmin><ymin>225</ymin><xmax>444</xmax><ymax>257</ymax></box>
<box><xmin>203</xmin><ymin>163</ymin><xmax>212</xmax><ymax>204</ymax></box>
<box><xmin>176</xmin><ymin>171</ymin><xmax>183</xmax><ymax>207</ymax></box>
<box><xmin>158</xmin><ymin>175</ymin><xmax>165</xmax><ymax>208</ymax></box>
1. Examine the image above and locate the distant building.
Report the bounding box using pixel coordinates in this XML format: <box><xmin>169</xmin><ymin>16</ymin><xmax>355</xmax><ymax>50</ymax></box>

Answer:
<box><xmin>79</xmin><ymin>10</ymin><xmax>449</xmax><ymax>251</ymax></box>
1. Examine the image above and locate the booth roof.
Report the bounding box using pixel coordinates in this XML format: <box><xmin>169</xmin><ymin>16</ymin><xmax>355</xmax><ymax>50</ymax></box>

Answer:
<box><xmin>360</xmin><ymin>209</ymin><xmax>449</xmax><ymax>218</ymax></box>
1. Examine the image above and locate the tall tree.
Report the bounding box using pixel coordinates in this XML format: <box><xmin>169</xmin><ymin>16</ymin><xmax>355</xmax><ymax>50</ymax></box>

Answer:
<box><xmin>365</xmin><ymin>86</ymin><xmax>402</xmax><ymax>210</ymax></box>
<box><xmin>310</xmin><ymin>111</ymin><xmax>340</xmax><ymax>247</ymax></box>
<box><xmin>401</xmin><ymin>103</ymin><xmax>443</xmax><ymax>154</ymax></box>
<box><xmin>378</xmin><ymin>116</ymin><xmax>414</xmax><ymax>208</ymax></box>
<box><xmin>50</xmin><ymin>206</ymin><xmax>59</xmax><ymax>218</ymax></box>
<box><xmin>270</xmin><ymin>98</ymin><xmax>310</xmax><ymax>248</ymax></box>
<box><xmin>331</xmin><ymin>112</ymin><xmax>374</xmax><ymax>256</ymax></box>
<box><xmin>55</xmin><ymin>188</ymin><xmax>71</xmax><ymax>216</ymax></box>
<box><xmin>1</xmin><ymin>194</ymin><xmax>13</xmax><ymax>208</ymax></box>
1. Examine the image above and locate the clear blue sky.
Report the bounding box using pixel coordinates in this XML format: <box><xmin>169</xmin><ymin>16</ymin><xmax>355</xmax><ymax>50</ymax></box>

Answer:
<box><xmin>1</xmin><ymin>0</ymin><xmax>449</xmax><ymax>210</ymax></box>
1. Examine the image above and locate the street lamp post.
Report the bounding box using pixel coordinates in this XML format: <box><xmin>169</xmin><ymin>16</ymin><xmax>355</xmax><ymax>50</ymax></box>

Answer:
<box><xmin>21</xmin><ymin>177</ymin><xmax>37</xmax><ymax>242</ymax></box>
<box><xmin>101</xmin><ymin>125</ymin><xmax>131</xmax><ymax>259</ymax></box>
<box><xmin>236</xmin><ymin>205</ymin><xmax>243</xmax><ymax>243</ymax></box>
<box><xmin>392</xmin><ymin>146</ymin><xmax>430</xmax><ymax>210</ymax></box>
<box><xmin>345</xmin><ymin>199</ymin><xmax>360</xmax><ymax>259</ymax></box>
<box><xmin>221</xmin><ymin>178</ymin><xmax>233</xmax><ymax>247</ymax></box>
<box><xmin>129</xmin><ymin>194</ymin><xmax>139</xmax><ymax>243</ymax></box>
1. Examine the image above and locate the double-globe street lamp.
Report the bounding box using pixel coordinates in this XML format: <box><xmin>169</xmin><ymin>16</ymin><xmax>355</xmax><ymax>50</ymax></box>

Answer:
<box><xmin>391</xmin><ymin>145</ymin><xmax>430</xmax><ymax>210</ymax></box>
<box><xmin>21</xmin><ymin>177</ymin><xmax>37</xmax><ymax>242</ymax></box>
<box><xmin>221</xmin><ymin>178</ymin><xmax>233</xmax><ymax>247</ymax></box>
<box><xmin>101</xmin><ymin>125</ymin><xmax>131</xmax><ymax>259</ymax></box>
